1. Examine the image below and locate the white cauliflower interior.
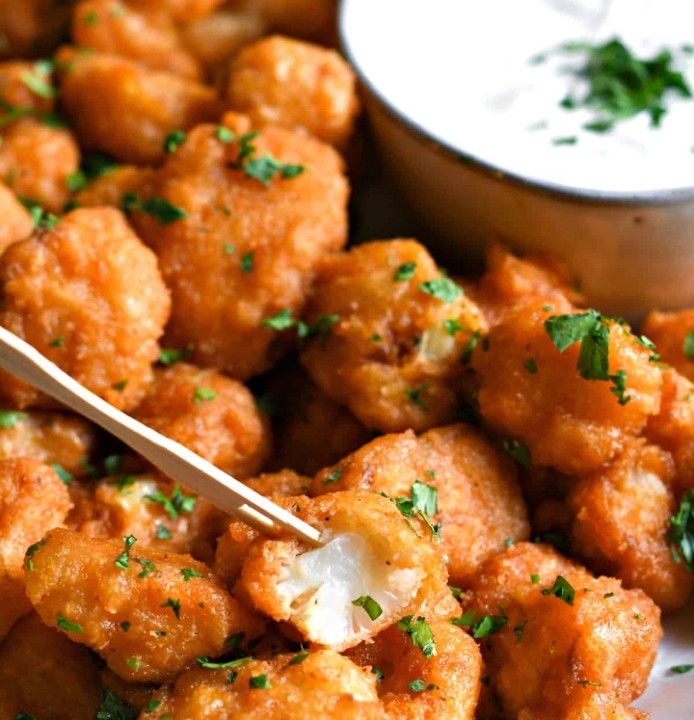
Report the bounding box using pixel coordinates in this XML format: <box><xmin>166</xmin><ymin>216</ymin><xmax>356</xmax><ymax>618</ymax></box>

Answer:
<box><xmin>275</xmin><ymin>531</ymin><xmax>423</xmax><ymax>647</ymax></box>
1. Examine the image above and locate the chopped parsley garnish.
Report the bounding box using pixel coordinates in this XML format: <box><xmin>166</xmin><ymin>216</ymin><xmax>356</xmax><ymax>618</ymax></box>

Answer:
<box><xmin>163</xmin><ymin>130</ymin><xmax>186</xmax><ymax>153</ymax></box>
<box><xmin>461</xmin><ymin>329</ymin><xmax>481</xmax><ymax>365</ymax></box>
<box><xmin>552</xmin><ymin>136</ymin><xmax>577</xmax><ymax>145</ymax></box>
<box><xmin>351</xmin><ymin>595</ymin><xmax>383</xmax><ymax>620</ymax></box>
<box><xmin>609</xmin><ymin>369</ymin><xmax>632</xmax><ymax>405</ymax></box>
<box><xmin>215</xmin><ymin>126</ymin><xmax>235</xmax><ymax>143</ymax></box>
<box><xmin>559</xmin><ymin>38</ymin><xmax>692</xmax><ymax>131</ymax></box>
<box><xmin>502</xmin><ymin>439</ymin><xmax>531</xmax><ymax>467</ymax></box>
<box><xmin>289</xmin><ymin>649</ymin><xmax>309</xmax><ymax>665</ymax></box>
<box><xmin>371</xmin><ymin>667</ymin><xmax>384</xmax><ymax>681</ymax></box>
<box><xmin>249</xmin><ymin>674</ymin><xmax>272</xmax><ymax>689</ymax></box>
<box><xmin>122</xmin><ymin>193</ymin><xmax>187</xmax><ymax>224</ymax></box>
<box><xmin>322</xmin><ymin>468</ymin><xmax>343</xmax><ymax>485</ymax></box>
<box><xmin>523</xmin><ymin>358</ymin><xmax>538</xmax><ymax>374</ymax></box>
<box><xmin>181</xmin><ymin>567</ymin><xmax>204</xmax><ymax>581</ymax></box>
<box><xmin>115</xmin><ymin>535</ymin><xmax>137</xmax><ymax>570</ymax></box>
<box><xmin>404</xmin><ymin>383</ymin><xmax>429</xmax><ymax>411</ymax></box>
<box><xmin>261</xmin><ymin>308</ymin><xmax>339</xmax><ymax>341</ymax></box>
<box><xmin>393</xmin><ymin>262</ymin><xmax>416</xmax><ymax>281</ymax></box>
<box><xmin>193</xmin><ymin>386</ymin><xmax>217</xmax><ymax>404</ymax></box>
<box><xmin>578</xmin><ymin>679</ymin><xmax>602</xmax><ymax>687</ymax></box>
<box><xmin>530</xmin><ymin>573</ymin><xmax>541</xmax><ymax>584</ymax></box>
<box><xmin>0</xmin><ymin>410</ymin><xmax>27</xmax><ymax>428</ymax></box>
<box><xmin>66</xmin><ymin>171</ymin><xmax>88</xmax><ymax>193</ymax></box>
<box><xmin>21</xmin><ymin>63</ymin><xmax>57</xmax><ymax>100</ymax></box>
<box><xmin>159</xmin><ymin>343</ymin><xmax>194</xmax><ymax>366</ymax></box>
<box><xmin>451</xmin><ymin>609</ymin><xmax>508</xmax><ymax>638</ymax></box>
<box><xmin>393</xmin><ymin>480</ymin><xmax>441</xmax><ymax>540</ymax></box>
<box><xmin>146</xmin><ymin>700</ymin><xmax>161</xmax><ymax>713</ymax></box>
<box><xmin>541</xmin><ymin>575</ymin><xmax>576</xmax><ymax>605</ymax></box>
<box><xmin>155</xmin><ymin>525</ymin><xmax>172</xmax><ymax>540</ymax></box>
<box><xmin>670</xmin><ymin>664</ymin><xmax>694</xmax><ymax>674</ymax></box>
<box><xmin>514</xmin><ymin>619</ymin><xmax>528</xmax><ymax>642</ymax></box>
<box><xmin>408</xmin><ymin>679</ymin><xmax>437</xmax><ymax>692</ymax></box>
<box><xmin>161</xmin><ymin>598</ymin><xmax>181</xmax><ymax>619</ymax></box>
<box><xmin>49</xmin><ymin>462</ymin><xmax>71</xmax><ymax>484</ymax></box>
<box><xmin>57</xmin><ymin>614</ymin><xmax>83</xmax><ymax>633</ymax></box>
<box><xmin>95</xmin><ymin>689</ymin><xmax>137</xmax><ymax>720</ymax></box>
<box><xmin>120</xmin><ymin>621</ymin><xmax>131</xmax><ymax>632</ymax></box>
<box><xmin>240</xmin><ymin>251</ymin><xmax>254</xmax><ymax>273</ymax></box>
<box><xmin>145</xmin><ymin>483</ymin><xmax>196</xmax><ymax>520</ymax></box>
<box><xmin>449</xmin><ymin>585</ymin><xmax>462</xmax><ymax>600</ymax></box>
<box><xmin>125</xmin><ymin>658</ymin><xmax>140</xmax><ymax>669</ymax></box>
<box><xmin>227</xmin><ymin>130</ymin><xmax>305</xmax><ymax>186</ymax></box>
<box><xmin>667</xmin><ymin>489</ymin><xmax>694</xmax><ymax>572</ymax></box>
<box><xmin>49</xmin><ymin>336</ymin><xmax>64</xmax><ymax>347</ymax></box>
<box><xmin>444</xmin><ymin>318</ymin><xmax>464</xmax><ymax>336</ymax></box>
<box><xmin>25</xmin><ymin>539</ymin><xmax>47</xmax><ymax>571</ymax></box>
<box><xmin>396</xmin><ymin>615</ymin><xmax>436</xmax><ymax>658</ymax></box>
<box><xmin>418</xmin><ymin>277</ymin><xmax>463</xmax><ymax>303</ymax></box>
<box><xmin>225</xmin><ymin>631</ymin><xmax>245</xmax><ymax>648</ymax></box>
<box><xmin>196</xmin><ymin>656</ymin><xmax>252</xmax><ymax>670</ymax></box>
<box><xmin>112</xmin><ymin>380</ymin><xmax>128</xmax><ymax>392</ymax></box>
<box><xmin>223</xmin><ymin>243</ymin><xmax>235</xmax><ymax>254</ymax></box>
<box><xmin>136</xmin><ymin>558</ymin><xmax>157</xmax><ymax>578</ymax></box>
<box><xmin>683</xmin><ymin>330</ymin><xmax>694</xmax><ymax>360</ymax></box>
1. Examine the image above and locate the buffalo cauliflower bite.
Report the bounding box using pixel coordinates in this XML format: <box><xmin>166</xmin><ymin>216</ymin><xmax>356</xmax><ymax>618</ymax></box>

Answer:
<box><xmin>472</xmin><ymin>297</ymin><xmax>663</xmax><ymax>475</ymax></box>
<box><xmin>72</xmin><ymin>0</ymin><xmax>203</xmax><ymax>80</ymax></box>
<box><xmin>464</xmin><ymin>542</ymin><xmax>661</xmax><ymax>720</ymax></box>
<box><xmin>146</xmin><ymin>650</ymin><xmax>383</xmax><ymax>720</ymax></box>
<box><xmin>0</xmin><ymin>182</ymin><xmax>34</xmax><ymax>252</ymax></box>
<box><xmin>0</xmin><ymin>207</ymin><xmax>171</xmax><ymax>411</ymax></box>
<box><xmin>132</xmin><ymin>363</ymin><xmax>270</xmax><ymax>479</ymax></box>
<box><xmin>0</xmin><ymin>612</ymin><xmax>102</xmax><ymax>720</ymax></box>
<box><xmin>24</xmin><ymin>527</ymin><xmax>266</xmax><ymax>683</ymax></box>
<box><xmin>300</xmin><ymin>239</ymin><xmax>487</xmax><ymax>433</ymax></box>
<box><xmin>0</xmin><ymin>59</ymin><xmax>56</xmax><ymax>115</ymax></box>
<box><xmin>568</xmin><ymin>439</ymin><xmax>693</xmax><ymax>611</ymax></box>
<box><xmin>311</xmin><ymin>425</ymin><xmax>530</xmax><ymax>588</ymax></box>
<box><xmin>345</xmin><ymin>620</ymin><xmax>482</xmax><ymax>720</ymax></box>
<box><xmin>133</xmin><ymin>115</ymin><xmax>348</xmax><ymax>380</ymax></box>
<box><xmin>56</xmin><ymin>48</ymin><xmax>222</xmax><ymax>164</ymax></box>
<box><xmin>236</xmin><ymin>491</ymin><xmax>455</xmax><ymax>651</ymax></box>
<box><xmin>641</xmin><ymin>309</ymin><xmax>694</xmax><ymax>382</ymax></box>
<box><xmin>0</xmin><ymin>458</ymin><xmax>71</xmax><ymax>638</ymax></box>
<box><xmin>226</xmin><ymin>35</ymin><xmax>359</xmax><ymax>149</ymax></box>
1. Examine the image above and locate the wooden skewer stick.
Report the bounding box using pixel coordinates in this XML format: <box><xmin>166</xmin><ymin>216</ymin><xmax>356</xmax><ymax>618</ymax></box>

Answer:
<box><xmin>0</xmin><ymin>326</ymin><xmax>322</xmax><ymax>546</ymax></box>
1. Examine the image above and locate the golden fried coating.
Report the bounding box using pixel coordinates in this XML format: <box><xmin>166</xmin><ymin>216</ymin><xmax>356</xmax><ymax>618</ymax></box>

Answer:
<box><xmin>567</xmin><ymin>439</ymin><xmax>693</xmax><ymax>611</ymax></box>
<box><xmin>264</xmin><ymin>363</ymin><xmax>370</xmax><ymax>475</ymax></box>
<box><xmin>0</xmin><ymin>59</ymin><xmax>56</xmax><ymax>115</ymax></box>
<box><xmin>56</xmin><ymin>48</ymin><xmax>222</xmax><ymax>164</ymax></box>
<box><xmin>471</xmin><ymin>242</ymin><xmax>582</xmax><ymax>327</ymax></box>
<box><xmin>301</xmin><ymin>240</ymin><xmax>487</xmax><ymax>433</ymax></box>
<box><xmin>74</xmin><ymin>164</ymin><xmax>156</xmax><ymax>210</ymax></box>
<box><xmin>127</xmin><ymin>0</ymin><xmax>226</xmax><ymax>23</ymax></box>
<box><xmin>346</xmin><ymin>620</ymin><xmax>481</xmax><ymax>720</ymax></box>
<box><xmin>0</xmin><ymin>0</ymin><xmax>74</xmax><ymax>59</ymax></box>
<box><xmin>72</xmin><ymin>0</ymin><xmax>203</xmax><ymax>80</ymax></box>
<box><xmin>133</xmin><ymin>116</ymin><xmax>348</xmax><ymax>379</ymax></box>
<box><xmin>0</xmin><ymin>207</ymin><xmax>171</xmax><ymax>411</ymax></box>
<box><xmin>147</xmin><ymin>650</ymin><xmax>383</xmax><ymax>719</ymax></box>
<box><xmin>647</xmin><ymin>367</ymin><xmax>694</xmax><ymax>496</ymax></box>
<box><xmin>133</xmin><ymin>363</ymin><xmax>270</xmax><ymax>478</ymax></box>
<box><xmin>641</xmin><ymin>308</ymin><xmax>694</xmax><ymax>382</ymax></box>
<box><xmin>464</xmin><ymin>542</ymin><xmax>661</xmax><ymax>720</ymax></box>
<box><xmin>227</xmin><ymin>35</ymin><xmax>359</xmax><ymax>149</ymax></box>
<box><xmin>472</xmin><ymin>297</ymin><xmax>662</xmax><ymax>475</ymax></box>
<box><xmin>0</xmin><ymin>409</ymin><xmax>98</xmax><ymax>476</ymax></box>
<box><xmin>0</xmin><ymin>118</ymin><xmax>80</xmax><ymax>212</ymax></box>
<box><xmin>243</xmin><ymin>468</ymin><xmax>311</xmax><ymax>497</ymax></box>
<box><xmin>236</xmin><ymin>491</ymin><xmax>455</xmax><ymax>651</ymax></box>
<box><xmin>69</xmin><ymin>474</ymin><xmax>228</xmax><ymax>561</ymax></box>
<box><xmin>0</xmin><ymin>458</ymin><xmax>71</xmax><ymax>637</ymax></box>
<box><xmin>0</xmin><ymin>612</ymin><xmax>102</xmax><ymax>720</ymax></box>
<box><xmin>311</xmin><ymin>425</ymin><xmax>529</xmax><ymax>588</ymax></box>
<box><xmin>0</xmin><ymin>181</ymin><xmax>33</xmax><ymax>252</ymax></box>
<box><xmin>24</xmin><ymin>527</ymin><xmax>266</xmax><ymax>682</ymax></box>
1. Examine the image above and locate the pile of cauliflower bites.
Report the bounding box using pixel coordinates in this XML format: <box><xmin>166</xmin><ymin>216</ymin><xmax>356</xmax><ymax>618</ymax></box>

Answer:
<box><xmin>0</xmin><ymin>2</ymin><xmax>691</xmax><ymax>719</ymax></box>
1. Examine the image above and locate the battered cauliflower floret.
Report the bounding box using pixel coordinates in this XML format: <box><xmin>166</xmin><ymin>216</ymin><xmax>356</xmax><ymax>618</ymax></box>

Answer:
<box><xmin>0</xmin><ymin>119</ymin><xmax>80</xmax><ymax>213</ymax></box>
<box><xmin>56</xmin><ymin>48</ymin><xmax>222</xmax><ymax>164</ymax></box>
<box><xmin>641</xmin><ymin>309</ymin><xmax>694</xmax><ymax>382</ymax></box>
<box><xmin>0</xmin><ymin>207</ymin><xmax>171</xmax><ymax>411</ymax></box>
<box><xmin>132</xmin><ymin>363</ymin><xmax>270</xmax><ymax>479</ymax></box>
<box><xmin>0</xmin><ymin>59</ymin><xmax>56</xmax><ymax>115</ymax></box>
<box><xmin>464</xmin><ymin>542</ymin><xmax>661</xmax><ymax>720</ymax></box>
<box><xmin>300</xmin><ymin>239</ymin><xmax>487</xmax><ymax>433</ymax></box>
<box><xmin>471</xmin><ymin>297</ymin><xmax>663</xmax><ymax>475</ymax></box>
<box><xmin>346</xmin><ymin>620</ymin><xmax>482</xmax><ymax>720</ymax></box>
<box><xmin>24</xmin><ymin>527</ymin><xmax>266</xmax><ymax>682</ymax></box>
<box><xmin>0</xmin><ymin>458</ymin><xmax>71</xmax><ymax>638</ymax></box>
<box><xmin>0</xmin><ymin>612</ymin><xmax>102</xmax><ymax>720</ymax></box>
<box><xmin>0</xmin><ymin>0</ymin><xmax>74</xmax><ymax>59</ymax></box>
<box><xmin>146</xmin><ymin>650</ymin><xmax>383</xmax><ymax>720</ymax></box>
<box><xmin>311</xmin><ymin>425</ymin><xmax>530</xmax><ymax>588</ymax></box>
<box><xmin>133</xmin><ymin>116</ymin><xmax>348</xmax><ymax>379</ymax></box>
<box><xmin>72</xmin><ymin>0</ymin><xmax>202</xmax><ymax>80</ymax></box>
<box><xmin>0</xmin><ymin>409</ymin><xmax>98</xmax><ymax>477</ymax></box>
<box><xmin>236</xmin><ymin>491</ymin><xmax>454</xmax><ymax>651</ymax></box>
<box><xmin>0</xmin><ymin>181</ymin><xmax>33</xmax><ymax>252</ymax></box>
<box><xmin>226</xmin><ymin>35</ymin><xmax>359</xmax><ymax>149</ymax></box>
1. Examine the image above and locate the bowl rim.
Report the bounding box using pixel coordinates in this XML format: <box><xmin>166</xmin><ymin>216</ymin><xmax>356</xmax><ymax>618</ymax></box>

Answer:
<box><xmin>338</xmin><ymin>0</ymin><xmax>694</xmax><ymax>208</ymax></box>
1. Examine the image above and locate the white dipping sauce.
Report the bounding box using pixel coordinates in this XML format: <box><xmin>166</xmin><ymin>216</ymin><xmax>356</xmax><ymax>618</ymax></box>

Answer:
<box><xmin>342</xmin><ymin>0</ymin><xmax>694</xmax><ymax>195</ymax></box>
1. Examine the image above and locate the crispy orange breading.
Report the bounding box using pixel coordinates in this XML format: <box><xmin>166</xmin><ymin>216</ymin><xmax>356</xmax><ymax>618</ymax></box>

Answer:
<box><xmin>472</xmin><ymin>297</ymin><xmax>662</xmax><ymax>475</ymax></box>
<box><xmin>72</xmin><ymin>0</ymin><xmax>202</xmax><ymax>80</ymax></box>
<box><xmin>300</xmin><ymin>239</ymin><xmax>487</xmax><ymax>433</ymax></box>
<box><xmin>0</xmin><ymin>613</ymin><xmax>102</xmax><ymax>720</ymax></box>
<box><xmin>236</xmin><ymin>491</ymin><xmax>455</xmax><ymax>651</ymax></box>
<box><xmin>73</xmin><ymin>164</ymin><xmax>157</xmax><ymax>210</ymax></box>
<box><xmin>132</xmin><ymin>363</ymin><xmax>270</xmax><ymax>478</ymax></box>
<box><xmin>147</xmin><ymin>650</ymin><xmax>383</xmax><ymax>719</ymax></box>
<box><xmin>24</xmin><ymin>528</ymin><xmax>266</xmax><ymax>682</ymax></box>
<box><xmin>227</xmin><ymin>35</ymin><xmax>359</xmax><ymax>149</ymax></box>
<box><xmin>464</xmin><ymin>542</ymin><xmax>661</xmax><ymax>720</ymax></box>
<box><xmin>0</xmin><ymin>0</ymin><xmax>74</xmax><ymax>59</ymax></box>
<box><xmin>641</xmin><ymin>308</ymin><xmax>694</xmax><ymax>382</ymax></box>
<box><xmin>346</xmin><ymin>620</ymin><xmax>482</xmax><ymax>720</ymax></box>
<box><xmin>243</xmin><ymin>468</ymin><xmax>311</xmax><ymax>498</ymax></box>
<box><xmin>0</xmin><ymin>181</ymin><xmax>33</xmax><ymax>252</ymax></box>
<box><xmin>0</xmin><ymin>59</ymin><xmax>56</xmax><ymax>115</ymax></box>
<box><xmin>0</xmin><ymin>118</ymin><xmax>80</xmax><ymax>213</ymax></box>
<box><xmin>132</xmin><ymin>117</ymin><xmax>348</xmax><ymax>379</ymax></box>
<box><xmin>0</xmin><ymin>207</ymin><xmax>171</xmax><ymax>411</ymax></box>
<box><xmin>311</xmin><ymin>425</ymin><xmax>529</xmax><ymax>588</ymax></box>
<box><xmin>56</xmin><ymin>49</ymin><xmax>222</xmax><ymax>164</ymax></box>
<box><xmin>568</xmin><ymin>439</ymin><xmax>693</xmax><ymax>611</ymax></box>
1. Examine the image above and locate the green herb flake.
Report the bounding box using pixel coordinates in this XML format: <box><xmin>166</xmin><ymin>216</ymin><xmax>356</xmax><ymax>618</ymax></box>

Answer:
<box><xmin>514</xmin><ymin>619</ymin><xmax>528</xmax><ymax>642</ymax></box>
<box><xmin>670</xmin><ymin>664</ymin><xmax>694</xmax><ymax>674</ymax></box>
<box><xmin>289</xmin><ymin>649</ymin><xmax>309</xmax><ymax>665</ymax></box>
<box><xmin>552</xmin><ymin>136</ymin><xmax>577</xmax><ymax>145</ymax></box>
<box><xmin>223</xmin><ymin>243</ymin><xmax>236</xmax><ymax>255</ymax></box>
<box><xmin>444</xmin><ymin>318</ymin><xmax>464</xmax><ymax>336</ymax></box>
<box><xmin>163</xmin><ymin>130</ymin><xmax>186</xmax><ymax>153</ymax></box>
<box><xmin>66</xmin><ymin>170</ymin><xmax>88</xmax><ymax>193</ymax></box>
<box><xmin>351</xmin><ymin>595</ymin><xmax>383</xmax><ymax>621</ymax></box>
<box><xmin>215</xmin><ymin>126</ymin><xmax>235</xmax><ymax>143</ymax></box>
<box><xmin>159</xmin><ymin>343</ymin><xmax>194</xmax><ymax>366</ymax></box>
<box><xmin>449</xmin><ymin>585</ymin><xmax>462</xmax><ymax>599</ymax></box>
<box><xmin>393</xmin><ymin>261</ymin><xmax>416</xmax><ymax>281</ymax></box>
<box><xmin>523</xmin><ymin>358</ymin><xmax>538</xmax><ymax>374</ymax></box>
<box><xmin>0</xmin><ymin>410</ymin><xmax>27</xmax><ymax>429</ymax></box>
<box><xmin>530</xmin><ymin>573</ymin><xmax>541</xmax><ymax>584</ymax></box>
<box><xmin>541</xmin><ymin>575</ymin><xmax>576</xmax><ymax>605</ymax></box>
<box><xmin>125</xmin><ymin>658</ymin><xmax>140</xmax><ymax>670</ymax></box>
<box><xmin>122</xmin><ymin>193</ymin><xmax>187</xmax><ymax>224</ymax></box>
<box><xmin>196</xmin><ymin>656</ymin><xmax>252</xmax><ymax>670</ymax></box>
<box><xmin>115</xmin><ymin>535</ymin><xmax>137</xmax><ymax>570</ymax></box>
<box><xmin>83</xmin><ymin>10</ymin><xmax>98</xmax><ymax>25</ymax></box>
<box><xmin>578</xmin><ymin>679</ymin><xmax>602</xmax><ymax>687</ymax></box>
<box><xmin>371</xmin><ymin>667</ymin><xmax>384</xmax><ymax>681</ymax></box>
<box><xmin>57</xmin><ymin>614</ymin><xmax>83</xmax><ymax>633</ymax></box>
<box><xmin>461</xmin><ymin>329</ymin><xmax>481</xmax><ymax>365</ymax></box>
<box><xmin>240</xmin><ymin>251</ymin><xmax>254</xmax><ymax>273</ymax></box>
<box><xmin>322</xmin><ymin>468</ymin><xmax>343</xmax><ymax>485</ymax></box>
<box><xmin>49</xmin><ymin>336</ymin><xmax>64</xmax><ymax>347</ymax></box>
<box><xmin>181</xmin><ymin>567</ymin><xmax>204</xmax><ymax>581</ymax></box>
<box><xmin>609</xmin><ymin>369</ymin><xmax>632</xmax><ymax>405</ymax></box>
<box><xmin>502</xmin><ymin>439</ymin><xmax>531</xmax><ymax>467</ymax></box>
<box><xmin>49</xmin><ymin>463</ymin><xmax>72</xmax><ymax>485</ymax></box>
<box><xmin>95</xmin><ymin>689</ymin><xmax>137</xmax><ymax>720</ymax></box>
<box><xmin>193</xmin><ymin>386</ymin><xmax>217</xmax><ymax>405</ymax></box>
<box><xmin>146</xmin><ymin>700</ymin><xmax>161</xmax><ymax>713</ymax></box>
<box><xmin>112</xmin><ymin>380</ymin><xmax>128</xmax><ymax>392</ymax></box>
<box><xmin>683</xmin><ymin>331</ymin><xmax>694</xmax><ymax>360</ymax></box>
<box><xmin>396</xmin><ymin>615</ymin><xmax>436</xmax><ymax>658</ymax></box>
<box><xmin>450</xmin><ymin>609</ymin><xmax>508</xmax><ymax>638</ymax></box>
<box><xmin>20</xmin><ymin>68</ymin><xmax>57</xmax><ymax>100</ymax></box>
<box><xmin>120</xmin><ymin>621</ymin><xmax>131</xmax><ymax>632</ymax></box>
<box><xmin>404</xmin><ymin>384</ymin><xmax>429</xmax><ymax>411</ymax></box>
<box><xmin>155</xmin><ymin>525</ymin><xmax>172</xmax><ymax>540</ymax></box>
<box><xmin>25</xmin><ymin>538</ymin><xmax>47</xmax><ymax>571</ymax></box>
<box><xmin>249</xmin><ymin>674</ymin><xmax>271</xmax><ymax>689</ymax></box>
<box><xmin>667</xmin><ymin>488</ymin><xmax>694</xmax><ymax>572</ymax></box>
<box><xmin>136</xmin><ymin>558</ymin><xmax>157</xmax><ymax>578</ymax></box>
<box><xmin>408</xmin><ymin>679</ymin><xmax>437</xmax><ymax>693</ymax></box>
<box><xmin>418</xmin><ymin>277</ymin><xmax>463</xmax><ymax>303</ymax></box>
<box><xmin>161</xmin><ymin>598</ymin><xmax>181</xmax><ymax>619</ymax></box>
